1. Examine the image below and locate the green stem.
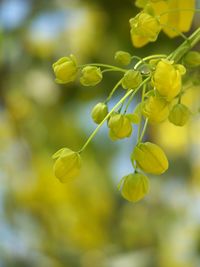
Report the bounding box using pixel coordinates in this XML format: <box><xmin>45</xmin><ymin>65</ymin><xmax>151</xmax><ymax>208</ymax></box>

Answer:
<box><xmin>79</xmin><ymin>89</ymin><xmax>134</xmax><ymax>153</ymax></box>
<box><xmin>131</xmin><ymin>56</ymin><xmax>142</xmax><ymax>61</ymax></box>
<box><xmin>134</xmin><ymin>54</ymin><xmax>166</xmax><ymax>70</ymax></box>
<box><xmin>160</xmin><ymin>23</ymin><xmax>189</xmax><ymax>42</ymax></box>
<box><xmin>79</xmin><ymin>63</ymin><xmax>126</xmax><ymax>72</ymax></box>
<box><xmin>169</xmin><ymin>27</ymin><xmax>200</xmax><ymax>62</ymax></box>
<box><xmin>123</xmin><ymin>91</ymin><xmax>138</xmax><ymax>114</ymax></box>
<box><xmin>105</xmin><ymin>79</ymin><xmax>122</xmax><ymax>103</ymax></box>
<box><xmin>117</xmin><ymin>103</ymin><xmax>124</xmax><ymax>113</ymax></box>
<box><xmin>123</xmin><ymin>77</ymin><xmax>150</xmax><ymax>114</ymax></box>
<box><xmin>137</xmin><ymin>83</ymin><xmax>147</xmax><ymax>142</ymax></box>
<box><xmin>102</xmin><ymin>69</ymin><xmax>123</xmax><ymax>74</ymax></box>
<box><xmin>138</xmin><ymin>119</ymin><xmax>148</xmax><ymax>144</ymax></box>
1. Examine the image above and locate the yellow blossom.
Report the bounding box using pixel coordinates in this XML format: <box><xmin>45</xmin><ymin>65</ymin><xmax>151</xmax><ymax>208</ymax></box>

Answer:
<box><xmin>131</xmin><ymin>142</ymin><xmax>169</xmax><ymax>174</ymax></box>
<box><xmin>108</xmin><ymin>113</ymin><xmax>132</xmax><ymax>140</ymax></box>
<box><xmin>122</xmin><ymin>70</ymin><xmax>142</xmax><ymax>90</ymax></box>
<box><xmin>52</xmin><ymin>148</ymin><xmax>81</xmax><ymax>182</ymax></box>
<box><xmin>91</xmin><ymin>102</ymin><xmax>108</xmax><ymax>124</ymax></box>
<box><xmin>152</xmin><ymin>59</ymin><xmax>184</xmax><ymax>101</ymax></box>
<box><xmin>52</xmin><ymin>55</ymin><xmax>77</xmax><ymax>84</ymax></box>
<box><xmin>142</xmin><ymin>95</ymin><xmax>170</xmax><ymax>123</ymax></box>
<box><xmin>114</xmin><ymin>51</ymin><xmax>132</xmax><ymax>65</ymax></box>
<box><xmin>80</xmin><ymin>66</ymin><xmax>102</xmax><ymax>86</ymax></box>
<box><xmin>120</xmin><ymin>173</ymin><xmax>150</xmax><ymax>202</ymax></box>
<box><xmin>168</xmin><ymin>103</ymin><xmax>190</xmax><ymax>126</ymax></box>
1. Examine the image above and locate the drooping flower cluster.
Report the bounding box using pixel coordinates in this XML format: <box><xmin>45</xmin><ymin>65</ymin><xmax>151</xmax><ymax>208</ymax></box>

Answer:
<box><xmin>51</xmin><ymin>1</ymin><xmax>199</xmax><ymax>203</ymax></box>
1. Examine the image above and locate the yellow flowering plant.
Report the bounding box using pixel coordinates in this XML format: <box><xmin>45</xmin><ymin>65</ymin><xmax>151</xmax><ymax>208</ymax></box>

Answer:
<box><xmin>52</xmin><ymin>1</ymin><xmax>200</xmax><ymax>202</ymax></box>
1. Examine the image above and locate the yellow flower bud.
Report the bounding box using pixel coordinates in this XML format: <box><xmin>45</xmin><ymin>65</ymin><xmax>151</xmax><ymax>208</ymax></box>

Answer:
<box><xmin>52</xmin><ymin>148</ymin><xmax>81</xmax><ymax>183</ymax></box>
<box><xmin>108</xmin><ymin>113</ymin><xmax>132</xmax><ymax>140</ymax></box>
<box><xmin>114</xmin><ymin>51</ymin><xmax>132</xmax><ymax>65</ymax></box>
<box><xmin>168</xmin><ymin>103</ymin><xmax>190</xmax><ymax>126</ymax></box>
<box><xmin>120</xmin><ymin>173</ymin><xmax>150</xmax><ymax>202</ymax></box>
<box><xmin>91</xmin><ymin>102</ymin><xmax>108</xmax><ymax>124</ymax></box>
<box><xmin>52</xmin><ymin>55</ymin><xmax>77</xmax><ymax>84</ymax></box>
<box><xmin>130</xmin><ymin>12</ymin><xmax>161</xmax><ymax>47</ymax></box>
<box><xmin>132</xmin><ymin>102</ymin><xmax>143</xmax><ymax>121</ymax></box>
<box><xmin>131</xmin><ymin>142</ymin><xmax>169</xmax><ymax>175</ymax></box>
<box><xmin>142</xmin><ymin>96</ymin><xmax>169</xmax><ymax>124</ymax></box>
<box><xmin>80</xmin><ymin>66</ymin><xmax>102</xmax><ymax>86</ymax></box>
<box><xmin>183</xmin><ymin>51</ymin><xmax>200</xmax><ymax>68</ymax></box>
<box><xmin>122</xmin><ymin>70</ymin><xmax>142</xmax><ymax>90</ymax></box>
<box><xmin>152</xmin><ymin>59</ymin><xmax>183</xmax><ymax>101</ymax></box>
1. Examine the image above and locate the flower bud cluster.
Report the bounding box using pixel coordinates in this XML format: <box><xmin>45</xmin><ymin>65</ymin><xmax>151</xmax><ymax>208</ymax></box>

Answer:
<box><xmin>51</xmin><ymin>0</ymin><xmax>199</xmax><ymax>204</ymax></box>
<box><xmin>118</xmin><ymin>141</ymin><xmax>169</xmax><ymax>202</ymax></box>
<box><xmin>51</xmin><ymin>53</ymin><xmax>194</xmax><ymax>203</ymax></box>
<box><xmin>52</xmin><ymin>55</ymin><xmax>103</xmax><ymax>87</ymax></box>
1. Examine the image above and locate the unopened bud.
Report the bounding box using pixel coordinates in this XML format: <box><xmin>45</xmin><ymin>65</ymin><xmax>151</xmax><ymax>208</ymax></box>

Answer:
<box><xmin>108</xmin><ymin>113</ymin><xmax>132</xmax><ymax>140</ymax></box>
<box><xmin>52</xmin><ymin>55</ymin><xmax>77</xmax><ymax>84</ymax></box>
<box><xmin>183</xmin><ymin>51</ymin><xmax>200</xmax><ymax>68</ymax></box>
<box><xmin>114</xmin><ymin>51</ymin><xmax>132</xmax><ymax>66</ymax></box>
<box><xmin>91</xmin><ymin>102</ymin><xmax>108</xmax><ymax>124</ymax></box>
<box><xmin>80</xmin><ymin>66</ymin><xmax>102</xmax><ymax>86</ymax></box>
<box><xmin>120</xmin><ymin>173</ymin><xmax>150</xmax><ymax>202</ymax></box>
<box><xmin>52</xmin><ymin>148</ymin><xmax>81</xmax><ymax>183</ymax></box>
<box><xmin>142</xmin><ymin>96</ymin><xmax>169</xmax><ymax>124</ymax></box>
<box><xmin>131</xmin><ymin>142</ymin><xmax>168</xmax><ymax>175</ymax></box>
<box><xmin>168</xmin><ymin>103</ymin><xmax>190</xmax><ymax>126</ymax></box>
<box><xmin>122</xmin><ymin>70</ymin><xmax>142</xmax><ymax>90</ymax></box>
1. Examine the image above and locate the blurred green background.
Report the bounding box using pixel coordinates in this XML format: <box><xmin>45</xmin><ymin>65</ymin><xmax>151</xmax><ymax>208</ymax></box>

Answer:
<box><xmin>1</xmin><ymin>0</ymin><xmax>200</xmax><ymax>266</ymax></box>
